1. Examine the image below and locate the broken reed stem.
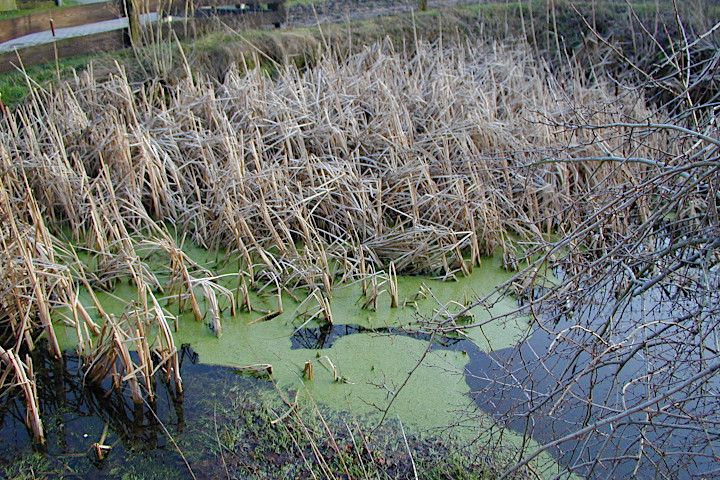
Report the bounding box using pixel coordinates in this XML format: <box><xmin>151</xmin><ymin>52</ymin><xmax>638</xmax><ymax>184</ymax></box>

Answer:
<box><xmin>151</xmin><ymin>295</ymin><xmax>183</xmax><ymax>393</ymax></box>
<box><xmin>388</xmin><ymin>262</ymin><xmax>399</xmax><ymax>308</ymax></box>
<box><xmin>0</xmin><ymin>347</ymin><xmax>44</xmax><ymax>444</ymax></box>
<box><xmin>201</xmin><ymin>281</ymin><xmax>222</xmax><ymax>337</ymax></box>
<box><xmin>303</xmin><ymin>360</ymin><xmax>314</xmax><ymax>380</ymax></box>
<box><xmin>133</xmin><ymin>305</ymin><xmax>155</xmax><ymax>401</ymax></box>
<box><xmin>111</xmin><ymin>317</ymin><xmax>143</xmax><ymax>404</ymax></box>
<box><xmin>184</xmin><ymin>269</ymin><xmax>203</xmax><ymax>322</ymax></box>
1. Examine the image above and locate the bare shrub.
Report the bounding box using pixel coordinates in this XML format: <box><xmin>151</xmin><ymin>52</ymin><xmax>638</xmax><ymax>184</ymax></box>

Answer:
<box><xmin>444</xmin><ymin>5</ymin><xmax>720</xmax><ymax>479</ymax></box>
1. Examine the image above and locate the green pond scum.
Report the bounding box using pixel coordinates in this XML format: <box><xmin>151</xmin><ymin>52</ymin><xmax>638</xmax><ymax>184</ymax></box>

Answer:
<box><xmin>48</xmin><ymin>241</ymin><xmax>571</xmax><ymax>478</ymax></box>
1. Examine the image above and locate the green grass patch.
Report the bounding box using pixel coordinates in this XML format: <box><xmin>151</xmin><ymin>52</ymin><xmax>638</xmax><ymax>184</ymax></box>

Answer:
<box><xmin>0</xmin><ymin>53</ymin><xmax>101</xmax><ymax>106</ymax></box>
<box><xmin>2</xmin><ymin>453</ymin><xmax>53</xmax><ymax>480</ymax></box>
<box><xmin>190</xmin><ymin>388</ymin><xmax>512</xmax><ymax>480</ymax></box>
<box><xmin>0</xmin><ymin>0</ymin><xmax>79</xmax><ymax>19</ymax></box>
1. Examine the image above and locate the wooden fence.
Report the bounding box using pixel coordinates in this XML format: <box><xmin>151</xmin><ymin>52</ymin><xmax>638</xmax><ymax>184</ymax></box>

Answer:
<box><xmin>0</xmin><ymin>0</ymin><xmax>285</xmax><ymax>74</ymax></box>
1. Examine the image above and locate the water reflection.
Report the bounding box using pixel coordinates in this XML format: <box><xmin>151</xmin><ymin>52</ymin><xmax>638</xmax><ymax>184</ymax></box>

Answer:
<box><xmin>40</xmin><ymin>348</ymin><xmax>193</xmax><ymax>454</ymax></box>
<box><xmin>290</xmin><ymin>323</ymin><xmax>463</xmax><ymax>350</ymax></box>
<box><xmin>465</xmin><ymin>282</ymin><xmax>720</xmax><ymax>480</ymax></box>
<box><xmin>0</xmin><ymin>345</ymin><xmax>260</xmax><ymax>478</ymax></box>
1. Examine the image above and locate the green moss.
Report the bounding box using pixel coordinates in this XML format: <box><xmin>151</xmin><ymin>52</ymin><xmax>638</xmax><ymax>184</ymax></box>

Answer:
<box><xmin>52</xmin><ymin>238</ymin><xmax>572</xmax><ymax>477</ymax></box>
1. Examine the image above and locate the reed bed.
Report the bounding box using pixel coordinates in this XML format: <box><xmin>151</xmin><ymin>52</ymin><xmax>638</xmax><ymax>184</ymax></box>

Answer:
<box><xmin>0</xmin><ymin>37</ymin><xmax>679</xmax><ymax>445</ymax></box>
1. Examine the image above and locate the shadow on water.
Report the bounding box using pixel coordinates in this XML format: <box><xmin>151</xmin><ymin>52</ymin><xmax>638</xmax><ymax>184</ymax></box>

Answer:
<box><xmin>290</xmin><ymin>323</ymin><xmax>464</xmax><ymax>350</ymax></box>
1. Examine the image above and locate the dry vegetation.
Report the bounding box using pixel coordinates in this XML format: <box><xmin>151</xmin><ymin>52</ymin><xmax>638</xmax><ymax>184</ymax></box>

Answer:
<box><xmin>0</xmin><ymin>1</ymin><xmax>719</xmax><ymax>478</ymax></box>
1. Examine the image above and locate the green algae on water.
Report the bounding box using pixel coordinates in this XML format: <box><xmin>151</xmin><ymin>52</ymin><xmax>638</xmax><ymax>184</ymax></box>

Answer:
<box><xmin>51</xmin><ymin>243</ymin><xmax>574</xmax><ymax>477</ymax></box>
<box><xmin>53</xmin><ymin>249</ymin><xmax>526</xmax><ymax>427</ymax></box>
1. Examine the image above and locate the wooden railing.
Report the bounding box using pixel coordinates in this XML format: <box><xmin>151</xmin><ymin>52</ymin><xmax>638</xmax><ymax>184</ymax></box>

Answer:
<box><xmin>0</xmin><ymin>0</ymin><xmax>285</xmax><ymax>74</ymax></box>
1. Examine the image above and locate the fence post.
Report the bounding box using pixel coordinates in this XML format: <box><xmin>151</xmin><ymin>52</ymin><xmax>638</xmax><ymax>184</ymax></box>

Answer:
<box><xmin>122</xmin><ymin>0</ymin><xmax>140</xmax><ymax>46</ymax></box>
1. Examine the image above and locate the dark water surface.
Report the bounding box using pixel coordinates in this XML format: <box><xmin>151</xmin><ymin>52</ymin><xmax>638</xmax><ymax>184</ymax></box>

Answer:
<box><xmin>290</xmin><ymin>289</ymin><xmax>720</xmax><ymax>480</ymax></box>
<box><xmin>0</xmin><ymin>347</ymin><xmax>266</xmax><ymax>479</ymax></box>
<box><xmin>464</xmin><ymin>283</ymin><xmax>720</xmax><ymax>480</ymax></box>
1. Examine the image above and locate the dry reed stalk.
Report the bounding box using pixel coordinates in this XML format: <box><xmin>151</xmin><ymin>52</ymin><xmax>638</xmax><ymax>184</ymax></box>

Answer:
<box><xmin>236</xmin><ymin>275</ymin><xmax>253</xmax><ymax>313</ymax></box>
<box><xmin>62</xmin><ymin>279</ymin><xmax>101</xmax><ymax>337</ymax></box>
<box><xmin>79</xmin><ymin>279</ymin><xmax>109</xmax><ymax>325</ymax></box>
<box><xmin>0</xmin><ymin>347</ymin><xmax>44</xmax><ymax>444</ymax></box>
<box><xmin>133</xmin><ymin>314</ymin><xmax>155</xmax><ymax>401</ymax></box>
<box><xmin>83</xmin><ymin>313</ymin><xmax>151</xmax><ymax>404</ymax></box>
<box><xmin>387</xmin><ymin>262</ymin><xmax>399</xmax><ymax>308</ymax></box>
<box><xmin>318</xmin><ymin>355</ymin><xmax>340</xmax><ymax>382</ymax></box>
<box><xmin>7</xmin><ymin>46</ymin><xmax>668</xmax><ymax>258</ymax></box>
<box><xmin>110</xmin><ymin>316</ymin><xmax>143</xmax><ymax>404</ymax></box>
<box><xmin>92</xmin><ymin>424</ymin><xmax>112</xmax><ymax>461</ymax></box>
<box><xmin>181</xmin><ymin>272</ymin><xmax>202</xmax><ymax>321</ymax></box>
<box><xmin>362</xmin><ymin>267</ymin><xmax>380</xmax><ymax>312</ymax></box>
<box><xmin>82</xmin><ymin>324</ymin><xmax>116</xmax><ymax>386</ymax></box>
<box><xmin>260</xmin><ymin>197</ymin><xmax>288</xmax><ymax>255</ymax></box>
<box><xmin>360</xmin><ymin>250</ymin><xmax>368</xmax><ymax>295</ymax></box>
<box><xmin>317</xmin><ymin>245</ymin><xmax>333</xmax><ymax>296</ymax></box>
<box><xmin>70</xmin><ymin>298</ymin><xmax>87</xmax><ymax>354</ymax></box>
<box><xmin>0</xmin><ymin>174</ymin><xmax>61</xmax><ymax>357</ymax></box>
<box><xmin>149</xmin><ymin>294</ymin><xmax>182</xmax><ymax>392</ymax></box>
<box><xmin>144</xmin><ymin>235</ymin><xmax>210</xmax><ymax>322</ymax></box>
<box><xmin>291</xmin><ymin>288</ymin><xmax>333</xmax><ymax>331</ymax></box>
<box><xmin>199</xmin><ymin>281</ymin><xmax>222</xmax><ymax>337</ymax></box>
<box><xmin>235</xmin><ymin>215</ymin><xmax>280</xmax><ymax>278</ymax></box>
<box><xmin>319</xmin><ymin>293</ymin><xmax>333</xmax><ymax>325</ymax></box>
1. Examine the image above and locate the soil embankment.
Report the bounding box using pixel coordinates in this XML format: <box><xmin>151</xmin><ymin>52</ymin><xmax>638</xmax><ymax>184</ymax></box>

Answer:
<box><xmin>286</xmin><ymin>0</ymin><xmax>476</xmax><ymax>27</ymax></box>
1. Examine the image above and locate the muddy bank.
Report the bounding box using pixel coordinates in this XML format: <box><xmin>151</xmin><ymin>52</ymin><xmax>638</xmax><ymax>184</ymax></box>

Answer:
<box><xmin>286</xmin><ymin>0</ymin><xmax>477</xmax><ymax>28</ymax></box>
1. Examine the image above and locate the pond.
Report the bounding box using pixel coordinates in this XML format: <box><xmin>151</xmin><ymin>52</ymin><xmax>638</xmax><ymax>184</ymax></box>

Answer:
<box><xmin>3</xmin><ymin>239</ymin><xmax>716</xmax><ymax>480</ymax></box>
<box><xmin>0</xmin><ymin>251</ymin><xmax>572</xmax><ymax>479</ymax></box>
